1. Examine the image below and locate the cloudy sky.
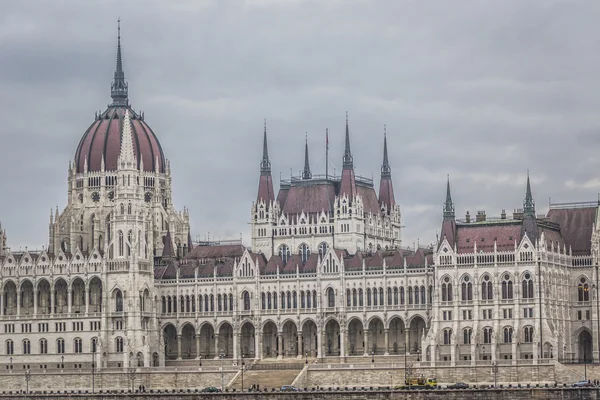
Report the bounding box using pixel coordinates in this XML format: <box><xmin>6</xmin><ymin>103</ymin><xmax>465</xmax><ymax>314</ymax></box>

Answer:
<box><xmin>1</xmin><ymin>0</ymin><xmax>600</xmax><ymax>251</ymax></box>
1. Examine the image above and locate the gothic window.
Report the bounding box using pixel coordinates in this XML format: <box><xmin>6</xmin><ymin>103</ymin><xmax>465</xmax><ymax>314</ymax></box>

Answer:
<box><xmin>461</xmin><ymin>276</ymin><xmax>473</xmax><ymax>301</ymax></box>
<box><xmin>400</xmin><ymin>287</ymin><xmax>405</xmax><ymax>305</ymax></box>
<box><xmin>367</xmin><ymin>288</ymin><xmax>372</xmax><ymax>306</ymax></box>
<box><xmin>40</xmin><ymin>338</ymin><xmax>48</xmax><ymax>354</ymax></box>
<box><xmin>293</xmin><ymin>291</ymin><xmax>297</xmax><ymax>308</ymax></box>
<box><xmin>115</xmin><ymin>290</ymin><xmax>123</xmax><ymax>312</ymax></box>
<box><xmin>327</xmin><ymin>287</ymin><xmax>335</xmax><ymax>308</ymax></box>
<box><xmin>318</xmin><ymin>242</ymin><xmax>328</xmax><ymax>258</ymax></box>
<box><xmin>287</xmin><ymin>291</ymin><xmax>291</xmax><ymax>308</ymax></box>
<box><xmin>346</xmin><ymin>289</ymin><xmax>351</xmax><ymax>307</ymax></box>
<box><xmin>352</xmin><ymin>289</ymin><xmax>357</xmax><ymax>306</ymax></box>
<box><xmin>483</xmin><ymin>327</ymin><xmax>493</xmax><ymax>344</ymax></box>
<box><xmin>578</xmin><ymin>278</ymin><xmax>590</xmax><ymax>302</ymax></box>
<box><xmin>299</xmin><ymin>244</ymin><xmax>310</xmax><ymax>263</ymax></box>
<box><xmin>273</xmin><ymin>292</ymin><xmax>278</xmax><ymax>309</ymax></box>
<box><xmin>502</xmin><ymin>274</ymin><xmax>514</xmax><ymax>300</ymax></box>
<box><xmin>300</xmin><ymin>291</ymin><xmax>305</xmax><ymax>308</ymax></box>
<box><xmin>522</xmin><ymin>273</ymin><xmax>534</xmax><ymax>299</ymax></box>
<box><xmin>198</xmin><ymin>295</ymin><xmax>203</xmax><ymax>312</ymax></box>
<box><xmin>387</xmin><ymin>287</ymin><xmax>392</xmax><ymax>305</ymax></box>
<box><xmin>120</xmin><ymin>203</ymin><xmax>125</xmax><ymax>215</ymax></box>
<box><xmin>127</xmin><ymin>231</ymin><xmax>132</xmax><ymax>256</ymax></box>
<box><xmin>481</xmin><ymin>275</ymin><xmax>493</xmax><ymax>300</ymax></box>
<box><xmin>524</xmin><ymin>326</ymin><xmax>534</xmax><ymax>343</ymax></box>
<box><xmin>218</xmin><ymin>294</ymin><xmax>222</xmax><ymax>311</ymax></box>
<box><xmin>243</xmin><ymin>291</ymin><xmax>251</xmax><ymax>311</ymax></box>
<box><xmin>118</xmin><ymin>231</ymin><xmax>124</xmax><ymax>256</ymax></box>
<box><xmin>80</xmin><ymin>214</ymin><xmax>84</xmax><ymax>231</ymax></box>
<box><xmin>443</xmin><ymin>329</ymin><xmax>452</xmax><ymax>345</ymax></box>
<box><xmin>57</xmin><ymin>338</ymin><xmax>65</xmax><ymax>354</ymax></box>
<box><xmin>74</xmin><ymin>338</ymin><xmax>82</xmax><ymax>353</ymax></box>
<box><xmin>408</xmin><ymin>287</ymin><xmax>413</xmax><ymax>305</ymax></box>
<box><xmin>161</xmin><ymin>297</ymin><xmax>166</xmax><ymax>313</ymax></box>
<box><xmin>379</xmin><ymin>288</ymin><xmax>384</xmax><ymax>305</ymax></box>
<box><xmin>229</xmin><ymin>294</ymin><xmax>233</xmax><ymax>311</ymax></box>
<box><xmin>441</xmin><ymin>276</ymin><xmax>453</xmax><ymax>302</ymax></box>
<box><xmin>210</xmin><ymin>294</ymin><xmax>214</xmax><ymax>311</ymax></box>
<box><xmin>373</xmin><ymin>288</ymin><xmax>379</xmax><ymax>306</ymax></box>
<box><xmin>23</xmin><ymin>339</ymin><xmax>30</xmax><ymax>354</ymax></box>
<box><xmin>393</xmin><ymin>287</ymin><xmax>399</xmax><ymax>305</ymax></box>
<box><xmin>421</xmin><ymin>285</ymin><xmax>426</xmax><ymax>304</ymax></box>
<box><xmin>414</xmin><ymin>286</ymin><xmax>420</xmax><ymax>305</ymax></box>
<box><xmin>116</xmin><ymin>337</ymin><xmax>123</xmax><ymax>353</ymax></box>
<box><xmin>463</xmin><ymin>328</ymin><xmax>472</xmax><ymax>345</ymax></box>
<box><xmin>91</xmin><ymin>338</ymin><xmax>97</xmax><ymax>353</ymax></box>
<box><xmin>261</xmin><ymin>293</ymin><xmax>266</xmax><ymax>310</ymax></box>
<box><xmin>503</xmin><ymin>327</ymin><xmax>513</xmax><ymax>343</ymax></box>
<box><xmin>127</xmin><ymin>202</ymin><xmax>132</xmax><ymax>215</ymax></box>
<box><xmin>267</xmin><ymin>292</ymin><xmax>272</xmax><ymax>309</ymax></box>
<box><xmin>281</xmin><ymin>292</ymin><xmax>286</xmax><ymax>309</ymax></box>
<box><xmin>6</xmin><ymin>340</ymin><xmax>13</xmax><ymax>355</ymax></box>
<box><xmin>279</xmin><ymin>245</ymin><xmax>290</xmax><ymax>264</ymax></box>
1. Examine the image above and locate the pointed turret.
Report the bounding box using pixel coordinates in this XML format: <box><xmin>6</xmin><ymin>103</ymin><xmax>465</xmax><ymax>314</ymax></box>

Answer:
<box><xmin>256</xmin><ymin>120</ymin><xmax>275</xmax><ymax>208</ymax></box>
<box><xmin>523</xmin><ymin>171</ymin><xmax>535</xmax><ymax>216</ymax></box>
<box><xmin>162</xmin><ymin>229</ymin><xmax>174</xmax><ymax>259</ymax></box>
<box><xmin>340</xmin><ymin>112</ymin><xmax>357</xmax><ymax>202</ymax></box>
<box><xmin>302</xmin><ymin>135</ymin><xmax>312</xmax><ymax>180</ymax></box>
<box><xmin>118</xmin><ymin>110</ymin><xmax>136</xmax><ymax>169</ymax></box>
<box><xmin>443</xmin><ymin>175</ymin><xmax>455</xmax><ymax>220</ymax></box>
<box><xmin>110</xmin><ymin>19</ymin><xmax>128</xmax><ymax>106</ymax></box>
<box><xmin>378</xmin><ymin>126</ymin><xmax>395</xmax><ymax>213</ymax></box>
<box><xmin>439</xmin><ymin>176</ymin><xmax>456</xmax><ymax>249</ymax></box>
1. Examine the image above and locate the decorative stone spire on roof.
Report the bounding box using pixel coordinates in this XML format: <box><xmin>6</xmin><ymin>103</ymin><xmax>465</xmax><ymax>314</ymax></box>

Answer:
<box><xmin>302</xmin><ymin>134</ymin><xmax>312</xmax><ymax>180</ymax></box>
<box><xmin>260</xmin><ymin>119</ymin><xmax>271</xmax><ymax>175</ymax></box>
<box><xmin>381</xmin><ymin>125</ymin><xmax>391</xmax><ymax>178</ymax></box>
<box><xmin>118</xmin><ymin>110</ymin><xmax>136</xmax><ymax>169</ymax></box>
<box><xmin>110</xmin><ymin>19</ymin><xmax>129</xmax><ymax>106</ymax></box>
<box><xmin>523</xmin><ymin>170</ymin><xmax>535</xmax><ymax>216</ymax></box>
<box><xmin>443</xmin><ymin>175</ymin><xmax>455</xmax><ymax>220</ymax></box>
<box><xmin>342</xmin><ymin>112</ymin><xmax>353</xmax><ymax>169</ymax></box>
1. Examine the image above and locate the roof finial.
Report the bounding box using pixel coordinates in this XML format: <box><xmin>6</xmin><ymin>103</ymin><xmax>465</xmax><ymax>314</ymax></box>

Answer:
<box><xmin>443</xmin><ymin>174</ymin><xmax>455</xmax><ymax>220</ymax></box>
<box><xmin>302</xmin><ymin>133</ymin><xmax>312</xmax><ymax>180</ymax></box>
<box><xmin>524</xmin><ymin>170</ymin><xmax>535</xmax><ymax>216</ymax></box>
<box><xmin>260</xmin><ymin>119</ymin><xmax>271</xmax><ymax>175</ymax></box>
<box><xmin>111</xmin><ymin>18</ymin><xmax>129</xmax><ymax>106</ymax></box>
<box><xmin>381</xmin><ymin>125</ymin><xmax>391</xmax><ymax>178</ymax></box>
<box><xmin>343</xmin><ymin>111</ymin><xmax>353</xmax><ymax>169</ymax></box>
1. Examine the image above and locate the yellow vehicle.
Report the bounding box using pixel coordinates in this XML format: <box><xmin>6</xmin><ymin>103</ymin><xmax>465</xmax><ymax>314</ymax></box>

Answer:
<box><xmin>396</xmin><ymin>376</ymin><xmax>437</xmax><ymax>389</ymax></box>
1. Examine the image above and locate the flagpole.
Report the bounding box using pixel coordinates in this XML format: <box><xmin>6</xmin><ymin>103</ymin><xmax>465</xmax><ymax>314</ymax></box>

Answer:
<box><xmin>325</xmin><ymin>128</ymin><xmax>329</xmax><ymax>180</ymax></box>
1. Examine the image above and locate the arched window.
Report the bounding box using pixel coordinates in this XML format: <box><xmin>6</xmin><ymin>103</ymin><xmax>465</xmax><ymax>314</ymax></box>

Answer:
<box><xmin>524</xmin><ymin>326</ymin><xmax>534</xmax><ymax>343</ymax></box>
<box><xmin>5</xmin><ymin>339</ymin><xmax>13</xmax><ymax>355</ymax></box>
<box><xmin>127</xmin><ymin>230</ymin><xmax>132</xmax><ymax>256</ymax></box>
<box><xmin>463</xmin><ymin>328</ymin><xmax>472</xmax><ymax>344</ymax></box>
<box><xmin>243</xmin><ymin>291</ymin><xmax>251</xmax><ymax>311</ymax></box>
<box><xmin>414</xmin><ymin>286</ymin><xmax>420</xmax><ymax>305</ymax></box>
<box><xmin>273</xmin><ymin>292</ymin><xmax>278</xmax><ymax>309</ymax></box>
<box><xmin>327</xmin><ymin>287</ymin><xmax>335</xmax><ymax>308</ymax></box>
<box><xmin>120</xmin><ymin>203</ymin><xmax>125</xmax><ymax>215</ymax></box>
<box><xmin>279</xmin><ymin>245</ymin><xmax>290</xmax><ymax>264</ymax></box>
<box><xmin>379</xmin><ymin>288</ymin><xmax>384</xmax><ymax>305</ymax></box>
<box><xmin>267</xmin><ymin>292</ymin><xmax>272</xmax><ymax>309</ymax></box>
<box><xmin>261</xmin><ymin>293</ymin><xmax>266</xmax><ymax>310</ymax></box>
<box><xmin>387</xmin><ymin>287</ymin><xmax>392</xmax><ymax>305</ymax></box>
<box><xmin>298</xmin><ymin>244</ymin><xmax>310</xmax><ymax>263</ymax></box>
<box><xmin>503</xmin><ymin>327</ymin><xmax>513</xmax><ymax>343</ymax></box>
<box><xmin>393</xmin><ymin>287</ymin><xmax>399</xmax><ymax>305</ymax></box>
<box><xmin>91</xmin><ymin>338</ymin><xmax>97</xmax><ymax>353</ymax></box>
<box><xmin>400</xmin><ymin>287</ymin><xmax>405</xmax><ymax>305</ymax></box>
<box><xmin>23</xmin><ymin>339</ymin><xmax>30</xmax><ymax>354</ymax></box>
<box><xmin>300</xmin><ymin>291</ymin><xmax>305</xmax><ymax>308</ymax></box>
<box><xmin>318</xmin><ymin>242</ymin><xmax>328</xmax><ymax>258</ymax></box>
<box><xmin>421</xmin><ymin>285</ymin><xmax>426</xmax><ymax>304</ymax></box>
<box><xmin>57</xmin><ymin>338</ymin><xmax>65</xmax><ymax>354</ymax></box>
<box><xmin>481</xmin><ymin>275</ymin><xmax>493</xmax><ymax>300</ymax></box>
<box><xmin>74</xmin><ymin>337</ymin><xmax>82</xmax><ymax>353</ymax></box>
<box><xmin>441</xmin><ymin>276</ymin><xmax>453</xmax><ymax>302</ymax></box>
<box><xmin>307</xmin><ymin>291</ymin><xmax>312</xmax><ymax>308</ymax></box>
<box><xmin>502</xmin><ymin>274</ymin><xmax>513</xmax><ymax>300</ymax></box>
<box><xmin>217</xmin><ymin>294</ymin><xmax>223</xmax><ymax>311</ymax></box>
<box><xmin>483</xmin><ymin>327</ymin><xmax>493</xmax><ymax>344</ymax></box>
<box><xmin>461</xmin><ymin>276</ymin><xmax>473</xmax><ymax>301</ymax></box>
<box><xmin>443</xmin><ymin>329</ymin><xmax>452</xmax><ymax>345</ymax></box>
<box><xmin>367</xmin><ymin>288</ymin><xmax>372</xmax><ymax>306</ymax></box>
<box><xmin>293</xmin><ymin>291</ymin><xmax>297</xmax><ymax>308</ymax></box>
<box><xmin>522</xmin><ymin>273</ymin><xmax>534</xmax><ymax>299</ymax></box>
<box><xmin>358</xmin><ymin>288</ymin><xmax>363</xmax><ymax>307</ymax></box>
<box><xmin>115</xmin><ymin>290</ymin><xmax>123</xmax><ymax>312</ymax></box>
<box><xmin>116</xmin><ymin>337</ymin><xmax>123</xmax><ymax>353</ymax></box>
<box><xmin>40</xmin><ymin>338</ymin><xmax>48</xmax><ymax>354</ymax></box>
<box><xmin>578</xmin><ymin>278</ymin><xmax>590</xmax><ymax>302</ymax></box>
<box><xmin>118</xmin><ymin>231</ymin><xmax>124</xmax><ymax>256</ymax></box>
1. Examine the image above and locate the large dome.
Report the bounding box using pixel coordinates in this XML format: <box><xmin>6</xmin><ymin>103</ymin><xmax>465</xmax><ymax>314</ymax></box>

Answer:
<box><xmin>74</xmin><ymin>22</ymin><xmax>166</xmax><ymax>174</ymax></box>
<box><xmin>74</xmin><ymin>106</ymin><xmax>165</xmax><ymax>173</ymax></box>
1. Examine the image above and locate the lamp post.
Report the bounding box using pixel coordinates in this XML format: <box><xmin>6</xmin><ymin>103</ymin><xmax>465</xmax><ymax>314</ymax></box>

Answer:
<box><xmin>91</xmin><ymin>347</ymin><xmax>96</xmax><ymax>394</ymax></box>
<box><xmin>491</xmin><ymin>361</ymin><xmax>498</xmax><ymax>388</ymax></box>
<box><xmin>25</xmin><ymin>369</ymin><xmax>30</xmax><ymax>394</ymax></box>
<box><xmin>371</xmin><ymin>350</ymin><xmax>374</xmax><ymax>364</ymax></box>
<box><xmin>241</xmin><ymin>352</ymin><xmax>245</xmax><ymax>392</ymax></box>
<box><xmin>305</xmin><ymin>352</ymin><xmax>308</xmax><ymax>365</ymax></box>
<box><xmin>219</xmin><ymin>352</ymin><xmax>225</xmax><ymax>391</ymax></box>
<box><xmin>199</xmin><ymin>355</ymin><xmax>202</xmax><ymax>367</ymax></box>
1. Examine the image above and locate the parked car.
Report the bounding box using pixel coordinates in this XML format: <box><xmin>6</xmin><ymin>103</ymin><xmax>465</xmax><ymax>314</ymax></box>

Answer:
<box><xmin>573</xmin><ymin>380</ymin><xmax>594</xmax><ymax>387</ymax></box>
<box><xmin>448</xmin><ymin>382</ymin><xmax>469</xmax><ymax>389</ymax></box>
<box><xmin>281</xmin><ymin>385</ymin><xmax>301</xmax><ymax>392</ymax></box>
<box><xmin>202</xmin><ymin>386</ymin><xmax>222</xmax><ymax>392</ymax></box>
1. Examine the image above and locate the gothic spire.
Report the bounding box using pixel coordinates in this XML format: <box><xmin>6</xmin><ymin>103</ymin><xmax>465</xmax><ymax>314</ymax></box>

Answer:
<box><xmin>111</xmin><ymin>19</ymin><xmax>129</xmax><ymax>106</ymax></box>
<box><xmin>443</xmin><ymin>175</ymin><xmax>455</xmax><ymax>220</ymax></box>
<box><xmin>342</xmin><ymin>112</ymin><xmax>353</xmax><ymax>169</ymax></box>
<box><xmin>523</xmin><ymin>170</ymin><xmax>535</xmax><ymax>216</ymax></box>
<box><xmin>260</xmin><ymin>119</ymin><xmax>271</xmax><ymax>175</ymax></box>
<box><xmin>381</xmin><ymin>125</ymin><xmax>391</xmax><ymax>178</ymax></box>
<box><xmin>302</xmin><ymin>134</ymin><xmax>312</xmax><ymax>180</ymax></box>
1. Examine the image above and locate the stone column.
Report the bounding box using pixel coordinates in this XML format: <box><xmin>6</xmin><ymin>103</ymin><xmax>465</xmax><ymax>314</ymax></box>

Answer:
<box><xmin>195</xmin><ymin>335</ymin><xmax>201</xmax><ymax>360</ymax></box>
<box><xmin>16</xmin><ymin>291</ymin><xmax>20</xmax><ymax>316</ymax></box>
<box><xmin>297</xmin><ymin>332</ymin><xmax>303</xmax><ymax>359</ymax></box>
<box><xmin>339</xmin><ymin>329</ymin><xmax>345</xmax><ymax>360</ymax></box>
<box><xmin>363</xmin><ymin>329</ymin><xmax>369</xmax><ymax>356</ymax></box>
<box><xmin>405</xmin><ymin>330</ymin><xmax>410</xmax><ymax>355</ymax></box>
<box><xmin>233</xmin><ymin>332</ymin><xmax>238</xmax><ymax>361</ymax></box>
<box><xmin>317</xmin><ymin>328</ymin><xmax>322</xmax><ymax>358</ymax></box>
<box><xmin>33</xmin><ymin>290</ymin><xmax>38</xmax><ymax>315</ymax></box>
<box><xmin>214</xmin><ymin>334</ymin><xmax>220</xmax><ymax>359</ymax></box>
<box><xmin>0</xmin><ymin>292</ymin><xmax>3</xmax><ymax>315</ymax></box>
<box><xmin>384</xmin><ymin>329</ymin><xmax>389</xmax><ymax>356</ymax></box>
<box><xmin>512</xmin><ymin>342</ymin><xmax>517</xmax><ymax>365</ymax></box>
<box><xmin>85</xmin><ymin>288</ymin><xmax>89</xmax><ymax>314</ymax></box>
<box><xmin>67</xmin><ymin>287</ymin><xmax>72</xmax><ymax>314</ymax></box>
<box><xmin>51</xmin><ymin>290</ymin><xmax>55</xmax><ymax>315</ymax></box>
<box><xmin>277</xmin><ymin>333</ymin><xmax>283</xmax><ymax>360</ymax></box>
<box><xmin>177</xmin><ymin>334</ymin><xmax>182</xmax><ymax>360</ymax></box>
<box><xmin>255</xmin><ymin>332</ymin><xmax>262</xmax><ymax>360</ymax></box>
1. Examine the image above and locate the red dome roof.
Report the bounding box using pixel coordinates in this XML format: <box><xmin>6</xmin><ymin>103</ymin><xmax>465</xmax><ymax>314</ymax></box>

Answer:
<box><xmin>74</xmin><ymin>106</ymin><xmax>165</xmax><ymax>173</ymax></box>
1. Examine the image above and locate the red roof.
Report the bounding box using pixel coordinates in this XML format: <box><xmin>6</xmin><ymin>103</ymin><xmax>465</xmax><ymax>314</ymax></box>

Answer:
<box><xmin>185</xmin><ymin>244</ymin><xmax>246</xmax><ymax>260</ymax></box>
<box><xmin>340</xmin><ymin>168</ymin><xmax>357</xmax><ymax>201</ymax></box>
<box><xmin>358</xmin><ymin>185</ymin><xmax>381</xmax><ymax>215</ymax></box>
<box><xmin>455</xmin><ymin>222</ymin><xmax>521</xmax><ymax>253</ymax></box>
<box><xmin>280</xmin><ymin>183</ymin><xmax>336</xmax><ymax>215</ymax></box>
<box><xmin>257</xmin><ymin>174</ymin><xmax>275</xmax><ymax>206</ymax></box>
<box><xmin>74</xmin><ymin>106</ymin><xmax>165</xmax><ymax>173</ymax></box>
<box><xmin>378</xmin><ymin>176</ymin><xmax>395</xmax><ymax>213</ymax></box>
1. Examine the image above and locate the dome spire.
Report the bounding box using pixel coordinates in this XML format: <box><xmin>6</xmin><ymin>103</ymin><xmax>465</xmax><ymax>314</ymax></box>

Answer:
<box><xmin>260</xmin><ymin>119</ymin><xmax>271</xmax><ymax>175</ymax></box>
<box><xmin>443</xmin><ymin>175</ymin><xmax>455</xmax><ymax>220</ymax></box>
<box><xmin>381</xmin><ymin>125</ymin><xmax>391</xmax><ymax>178</ymax></box>
<box><xmin>111</xmin><ymin>19</ymin><xmax>129</xmax><ymax>106</ymax></box>
<box><xmin>342</xmin><ymin>111</ymin><xmax>353</xmax><ymax>169</ymax></box>
<box><xmin>302</xmin><ymin>133</ymin><xmax>312</xmax><ymax>180</ymax></box>
<box><xmin>523</xmin><ymin>170</ymin><xmax>535</xmax><ymax>216</ymax></box>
